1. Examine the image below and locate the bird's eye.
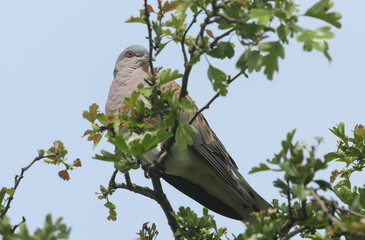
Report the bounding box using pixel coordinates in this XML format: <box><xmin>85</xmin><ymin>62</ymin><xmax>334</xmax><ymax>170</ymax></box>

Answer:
<box><xmin>125</xmin><ymin>51</ymin><xmax>134</xmax><ymax>58</ymax></box>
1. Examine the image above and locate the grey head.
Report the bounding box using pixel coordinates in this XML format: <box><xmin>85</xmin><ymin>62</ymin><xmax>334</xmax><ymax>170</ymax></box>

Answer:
<box><xmin>113</xmin><ymin>45</ymin><xmax>150</xmax><ymax>77</ymax></box>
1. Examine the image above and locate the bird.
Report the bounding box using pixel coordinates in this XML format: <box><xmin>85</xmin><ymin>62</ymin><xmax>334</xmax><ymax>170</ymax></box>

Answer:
<box><xmin>105</xmin><ymin>45</ymin><xmax>270</xmax><ymax>223</ymax></box>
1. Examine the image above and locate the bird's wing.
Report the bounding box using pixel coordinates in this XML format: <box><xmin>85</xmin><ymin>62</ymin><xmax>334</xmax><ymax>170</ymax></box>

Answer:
<box><xmin>160</xmin><ymin>81</ymin><xmax>262</xmax><ymax>208</ymax></box>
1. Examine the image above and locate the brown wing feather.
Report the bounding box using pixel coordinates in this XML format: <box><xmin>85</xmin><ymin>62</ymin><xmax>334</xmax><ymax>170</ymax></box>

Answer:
<box><xmin>159</xmin><ymin>81</ymin><xmax>251</xmax><ymax>201</ymax></box>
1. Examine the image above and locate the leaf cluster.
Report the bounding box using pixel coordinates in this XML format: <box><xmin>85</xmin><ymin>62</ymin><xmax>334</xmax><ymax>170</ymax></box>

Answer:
<box><xmin>1</xmin><ymin>141</ymin><xmax>78</xmax><ymax>239</ymax></box>
<box><xmin>137</xmin><ymin>222</ymin><xmax>159</xmax><ymax>240</ymax></box>
<box><xmin>127</xmin><ymin>0</ymin><xmax>341</xmax><ymax>89</ymax></box>
<box><xmin>172</xmin><ymin>207</ymin><xmax>226</xmax><ymax>240</ymax></box>
<box><xmin>0</xmin><ymin>214</ymin><xmax>70</xmax><ymax>240</ymax></box>
<box><xmin>241</xmin><ymin>125</ymin><xmax>365</xmax><ymax>239</ymax></box>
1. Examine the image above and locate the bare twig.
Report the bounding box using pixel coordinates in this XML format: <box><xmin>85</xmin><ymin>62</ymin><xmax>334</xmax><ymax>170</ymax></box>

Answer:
<box><xmin>11</xmin><ymin>216</ymin><xmax>26</xmax><ymax>233</ymax></box>
<box><xmin>188</xmin><ymin>72</ymin><xmax>242</xmax><ymax>124</ymax></box>
<box><xmin>179</xmin><ymin>9</ymin><xmax>216</xmax><ymax>100</ymax></box>
<box><xmin>144</xmin><ymin>0</ymin><xmax>154</xmax><ymax>75</ymax></box>
<box><xmin>310</xmin><ymin>188</ymin><xmax>338</xmax><ymax>224</ymax></box>
<box><xmin>109</xmin><ymin>170</ymin><xmax>156</xmax><ymax>200</ymax></box>
<box><xmin>0</xmin><ymin>154</ymin><xmax>57</xmax><ymax>219</ymax></box>
<box><xmin>209</xmin><ymin>28</ymin><xmax>235</xmax><ymax>48</ymax></box>
<box><xmin>282</xmin><ymin>226</ymin><xmax>307</xmax><ymax>240</ymax></box>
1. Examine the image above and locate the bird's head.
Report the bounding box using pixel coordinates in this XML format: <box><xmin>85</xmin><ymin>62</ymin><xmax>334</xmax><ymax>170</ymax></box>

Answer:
<box><xmin>114</xmin><ymin>45</ymin><xmax>154</xmax><ymax>76</ymax></box>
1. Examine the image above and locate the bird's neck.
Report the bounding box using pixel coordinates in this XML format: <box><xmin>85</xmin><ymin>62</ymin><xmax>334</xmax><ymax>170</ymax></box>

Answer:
<box><xmin>105</xmin><ymin>66</ymin><xmax>149</xmax><ymax>114</ymax></box>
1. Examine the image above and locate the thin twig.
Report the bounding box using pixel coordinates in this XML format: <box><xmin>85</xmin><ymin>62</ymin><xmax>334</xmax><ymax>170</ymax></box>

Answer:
<box><xmin>108</xmin><ymin>169</ymin><xmax>119</xmax><ymax>189</ymax></box>
<box><xmin>11</xmin><ymin>216</ymin><xmax>26</xmax><ymax>233</ymax></box>
<box><xmin>181</xmin><ymin>10</ymin><xmax>203</xmax><ymax>64</ymax></box>
<box><xmin>144</xmin><ymin>0</ymin><xmax>154</xmax><ymax>75</ymax></box>
<box><xmin>310</xmin><ymin>188</ymin><xmax>338</xmax><ymax>224</ymax></box>
<box><xmin>0</xmin><ymin>154</ymin><xmax>57</xmax><ymax>219</ymax></box>
<box><xmin>179</xmin><ymin>9</ymin><xmax>215</xmax><ymax>100</ymax></box>
<box><xmin>282</xmin><ymin>226</ymin><xmax>307</xmax><ymax>240</ymax></box>
<box><xmin>188</xmin><ymin>72</ymin><xmax>242</xmax><ymax>124</ymax></box>
<box><xmin>209</xmin><ymin>28</ymin><xmax>235</xmax><ymax>48</ymax></box>
<box><xmin>109</xmin><ymin>169</ymin><xmax>157</xmax><ymax>200</ymax></box>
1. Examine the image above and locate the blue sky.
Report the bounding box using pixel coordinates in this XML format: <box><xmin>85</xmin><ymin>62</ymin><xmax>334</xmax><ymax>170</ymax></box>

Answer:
<box><xmin>0</xmin><ymin>1</ymin><xmax>364</xmax><ymax>239</ymax></box>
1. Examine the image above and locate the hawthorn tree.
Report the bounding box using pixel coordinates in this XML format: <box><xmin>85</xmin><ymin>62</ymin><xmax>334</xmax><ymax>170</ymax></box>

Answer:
<box><xmin>1</xmin><ymin>1</ymin><xmax>364</xmax><ymax>240</ymax></box>
<box><xmin>82</xmin><ymin>0</ymin><xmax>364</xmax><ymax>239</ymax></box>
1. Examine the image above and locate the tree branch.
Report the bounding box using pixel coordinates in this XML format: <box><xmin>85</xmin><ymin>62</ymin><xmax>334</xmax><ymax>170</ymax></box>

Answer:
<box><xmin>11</xmin><ymin>216</ymin><xmax>26</xmax><ymax>233</ymax></box>
<box><xmin>108</xmin><ymin>170</ymin><xmax>157</xmax><ymax>201</ymax></box>
<box><xmin>109</xmin><ymin>166</ymin><xmax>180</xmax><ymax>238</ymax></box>
<box><xmin>209</xmin><ymin>28</ymin><xmax>235</xmax><ymax>48</ymax></box>
<box><xmin>282</xmin><ymin>226</ymin><xmax>307</xmax><ymax>240</ymax></box>
<box><xmin>181</xmin><ymin>10</ymin><xmax>203</xmax><ymax>64</ymax></box>
<box><xmin>310</xmin><ymin>188</ymin><xmax>365</xmax><ymax>238</ymax></box>
<box><xmin>0</xmin><ymin>154</ymin><xmax>57</xmax><ymax>219</ymax></box>
<box><xmin>179</xmin><ymin>9</ymin><xmax>216</xmax><ymax>100</ymax></box>
<box><xmin>324</xmin><ymin>199</ymin><xmax>365</xmax><ymax>218</ymax></box>
<box><xmin>310</xmin><ymin>188</ymin><xmax>338</xmax><ymax>224</ymax></box>
<box><xmin>144</xmin><ymin>0</ymin><xmax>154</xmax><ymax>75</ymax></box>
<box><xmin>149</xmin><ymin>172</ymin><xmax>180</xmax><ymax>238</ymax></box>
<box><xmin>188</xmin><ymin>72</ymin><xmax>242</xmax><ymax>124</ymax></box>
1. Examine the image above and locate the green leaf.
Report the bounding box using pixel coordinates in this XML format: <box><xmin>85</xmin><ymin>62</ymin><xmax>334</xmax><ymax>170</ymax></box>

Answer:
<box><xmin>273</xmin><ymin>178</ymin><xmax>288</xmax><ymax>191</ymax></box>
<box><xmin>249</xmin><ymin>163</ymin><xmax>270</xmax><ymax>174</ymax></box>
<box><xmin>175</xmin><ymin>122</ymin><xmax>197</xmax><ymax>151</ymax></box>
<box><xmin>207</xmin><ymin>42</ymin><xmax>235</xmax><ymax>59</ymax></box>
<box><xmin>105</xmin><ymin>201</ymin><xmax>117</xmax><ymax>221</ymax></box>
<box><xmin>258</xmin><ymin>41</ymin><xmax>285</xmax><ymax>80</ymax></box>
<box><xmin>305</xmin><ymin>0</ymin><xmax>342</xmax><ymax>28</ymax></box>
<box><xmin>236</xmin><ymin>49</ymin><xmax>262</xmax><ymax>73</ymax></box>
<box><xmin>178</xmin><ymin>97</ymin><xmax>196</xmax><ymax>114</ymax></box>
<box><xmin>142</xmin><ymin>133</ymin><xmax>160</xmax><ymax>150</ymax></box>
<box><xmin>296</xmin><ymin>26</ymin><xmax>334</xmax><ymax>61</ymax></box>
<box><xmin>114</xmin><ymin>160</ymin><xmax>139</xmax><ymax>173</ymax></box>
<box><xmin>129</xmin><ymin>142</ymin><xmax>144</xmax><ymax>158</ymax></box>
<box><xmin>37</xmin><ymin>149</ymin><xmax>45</xmax><ymax>157</ymax></box>
<box><xmin>207</xmin><ymin>65</ymin><xmax>228</xmax><ymax>96</ymax></box>
<box><xmin>277</xmin><ymin>24</ymin><xmax>289</xmax><ymax>44</ymax></box>
<box><xmin>82</xmin><ymin>103</ymin><xmax>99</xmax><ymax>123</ymax></box>
<box><xmin>97</xmin><ymin>113</ymin><xmax>107</xmax><ymax>125</ymax></box>
<box><xmin>159</xmin><ymin>69</ymin><xmax>183</xmax><ymax>85</ymax></box>
<box><xmin>93</xmin><ymin>150</ymin><xmax>120</xmax><ymax>162</ymax></box>
<box><xmin>139</xmin><ymin>87</ymin><xmax>153</xmax><ymax>99</ymax></box>
<box><xmin>108</xmin><ymin>135</ymin><xmax>129</xmax><ymax>152</ymax></box>
<box><xmin>0</xmin><ymin>187</ymin><xmax>7</xmax><ymax>205</ymax></box>
<box><xmin>314</xmin><ymin>180</ymin><xmax>332</xmax><ymax>190</ymax></box>
<box><xmin>250</xmin><ymin>8</ymin><xmax>273</xmax><ymax>25</ymax></box>
<box><xmin>292</xmin><ymin>184</ymin><xmax>309</xmax><ymax>200</ymax></box>
<box><xmin>329</xmin><ymin>122</ymin><xmax>346</xmax><ymax>141</ymax></box>
<box><xmin>125</xmin><ymin>15</ymin><xmax>145</xmax><ymax>24</ymax></box>
<box><xmin>324</xmin><ymin>151</ymin><xmax>341</xmax><ymax>161</ymax></box>
<box><xmin>281</xmin><ymin>130</ymin><xmax>296</xmax><ymax>153</ymax></box>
